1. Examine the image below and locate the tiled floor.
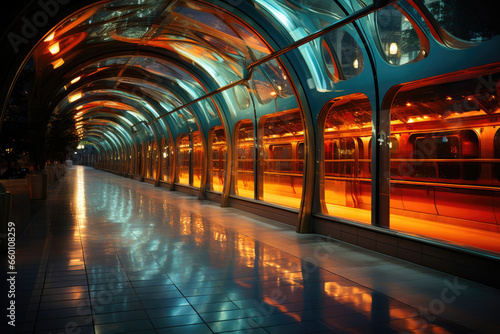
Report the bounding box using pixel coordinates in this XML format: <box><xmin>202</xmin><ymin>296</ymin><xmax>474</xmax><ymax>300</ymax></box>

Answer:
<box><xmin>1</xmin><ymin>166</ymin><xmax>500</xmax><ymax>333</ymax></box>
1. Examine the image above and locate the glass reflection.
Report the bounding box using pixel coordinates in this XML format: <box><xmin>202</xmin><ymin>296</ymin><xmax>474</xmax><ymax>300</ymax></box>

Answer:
<box><xmin>69</xmin><ymin>166</ymin><xmax>471</xmax><ymax>333</ymax></box>
<box><xmin>389</xmin><ymin>67</ymin><xmax>500</xmax><ymax>253</ymax></box>
<box><xmin>260</xmin><ymin>109</ymin><xmax>304</xmax><ymax>208</ymax></box>
<box><xmin>176</xmin><ymin>134</ymin><xmax>190</xmax><ymax>185</ymax></box>
<box><xmin>322</xmin><ymin>93</ymin><xmax>372</xmax><ymax>225</ymax></box>
<box><xmin>192</xmin><ymin>131</ymin><xmax>203</xmax><ymax>188</ymax></box>
<box><xmin>234</xmin><ymin>120</ymin><xmax>255</xmax><ymax>199</ymax></box>
<box><xmin>161</xmin><ymin>138</ymin><xmax>171</xmax><ymax>182</ymax></box>
<box><xmin>422</xmin><ymin>0</ymin><xmax>498</xmax><ymax>44</ymax></box>
<box><xmin>375</xmin><ymin>4</ymin><xmax>423</xmax><ymax>65</ymax></box>
<box><xmin>209</xmin><ymin>126</ymin><xmax>226</xmax><ymax>192</ymax></box>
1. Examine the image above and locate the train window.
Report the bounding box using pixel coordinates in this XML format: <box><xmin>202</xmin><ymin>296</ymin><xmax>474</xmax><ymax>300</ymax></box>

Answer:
<box><xmin>375</xmin><ymin>4</ymin><xmax>423</xmax><ymax>65</ymax></box>
<box><xmin>151</xmin><ymin>141</ymin><xmax>158</xmax><ymax>179</ymax></box>
<box><xmin>321</xmin><ymin>93</ymin><xmax>372</xmax><ymax>224</ymax></box>
<box><xmin>233</xmin><ymin>120</ymin><xmax>255</xmax><ymax>199</ymax></box>
<box><xmin>297</xmin><ymin>142</ymin><xmax>304</xmax><ymax>172</ymax></box>
<box><xmin>422</xmin><ymin>0</ymin><xmax>498</xmax><ymax>44</ymax></box>
<box><xmin>192</xmin><ymin>131</ymin><xmax>203</xmax><ymax>188</ymax></box>
<box><xmin>325</xmin><ymin>138</ymin><xmax>356</xmax><ymax>177</ymax></box>
<box><xmin>176</xmin><ymin>134</ymin><xmax>190</xmax><ymax>185</ymax></box>
<box><xmin>209</xmin><ymin>126</ymin><xmax>226</xmax><ymax>192</ymax></box>
<box><xmin>270</xmin><ymin>145</ymin><xmax>292</xmax><ymax>171</ymax></box>
<box><xmin>494</xmin><ymin>129</ymin><xmax>500</xmax><ymax>182</ymax></box>
<box><xmin>161</xmin><ymin>138</ymin><xmax>170</xmax><ymax>182</ymax></box>
<box><xmin>322</xmin><ymin>29</ymin><xmax>364</xmax><ymax>81</ymax></box>
<box><xmin>407</xmin><ymin>131</ymin><xmax>479</xmax><ymax>181</ymax></box>
<box><xmin>260</xmin><ymin>109</ymin><xmax>304</xmax><ymax>208</ymax></box>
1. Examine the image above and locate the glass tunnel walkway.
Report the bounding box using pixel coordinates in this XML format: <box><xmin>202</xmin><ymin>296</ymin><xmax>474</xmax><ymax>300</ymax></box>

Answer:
<box><xmin>1</xmin><ymin>166</ymin><xmax>499</xmax><ymax>334</ymax></box>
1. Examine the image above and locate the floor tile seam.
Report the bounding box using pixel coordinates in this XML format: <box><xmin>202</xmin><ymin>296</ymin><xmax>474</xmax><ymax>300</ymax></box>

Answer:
<box><xmin>31</xmin><ymin>174</ymin><xmax>92</xmax><ymax>333</ymax></box>
<box><xmin>25</xmin><ymin>200</ymin><xmax>67</xmax><ymax>334</ymax></box>
<box><xmin>102</xmin><ymin>232</ymin><xmax>162</xmax><ymax>332</ymax></box>
<box><xmin>127</xmin><ymin>228</ymin><xmax>221</xmax><ymax>333</ymax></box>
<box><xmin>128</xmin><ymin>228</ymin><xmax>272</xmax><ymax>334</ymax></box>
<box><xmin>70</xmin><ymin>206</ymin><xmax>99</xmax><ymax>333</ymax></box>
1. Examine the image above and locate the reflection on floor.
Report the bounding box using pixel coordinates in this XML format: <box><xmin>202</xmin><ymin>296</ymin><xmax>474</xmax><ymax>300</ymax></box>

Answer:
<box><xmin>1</xmin><ymin>166</ymin><xmax>499</xmax><ymax>334</ymax></box>
<box><xmin>325</xmin><ymin>203</ymin><xmax>500</xmax><ymax>254</ymax></box>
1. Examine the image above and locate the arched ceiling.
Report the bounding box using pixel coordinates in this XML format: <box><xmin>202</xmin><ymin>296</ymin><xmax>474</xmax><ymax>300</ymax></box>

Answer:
<box><xmin>9</xmin><ymin>0</ymin><xmax>366</xmax><ymax>154</ymax></box>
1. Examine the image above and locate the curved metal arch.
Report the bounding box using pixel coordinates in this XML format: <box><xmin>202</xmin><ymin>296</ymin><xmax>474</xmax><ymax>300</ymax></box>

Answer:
<box><xmin>88</xmin><ymin>119</ymin><xmax>137</xmax><ymax>176</ymax></box>
<box><xmin>80</xmin><ymin>112</ymin><xmax>139</xmax><ymax>144</ymax></box>
<box><xmin>86</xmin><ymin>124</ymin><xmax>128</xmax><ymax>169</ymax></box>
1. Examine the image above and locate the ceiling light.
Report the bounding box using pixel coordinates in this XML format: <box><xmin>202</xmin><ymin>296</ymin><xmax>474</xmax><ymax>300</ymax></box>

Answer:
<box><xmin>389</xmin><ymin>42</ymin><xmax>398</xmax><ymax>55</ymax></box>
<box><xmin>51</xmin><ymin>58</ymin><xmax>64</xmax><ymax>69</ymax></box>
<box><xmin>44</xmin><ymin>32</ymin><xmax>55</xmax><ymax>42</ymax></box>
<box><xmin>69</xmin><ymin>92</ymin><xmax>82</xmax><ymax>103</ymax></box>
<box><xmin>49</xmin><ymin>42</ymin><xmax>60</xmax><ymax>55</ymax></box>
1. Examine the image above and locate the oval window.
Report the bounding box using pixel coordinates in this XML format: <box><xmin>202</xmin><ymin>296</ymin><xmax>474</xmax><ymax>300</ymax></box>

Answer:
<box><xmin>375</xmin><ymin>5</ymin><xmax>424</xmax><ymax>65</ymax></box>
<box><xmin>322</xmin><ymin>29</ymin><xmax>364</xmax><ymax>81</ymax></box>
<box><xmin>233</xmin><ymin>85</ymin><xmax>251</xmax><ymax>110</ymax></box>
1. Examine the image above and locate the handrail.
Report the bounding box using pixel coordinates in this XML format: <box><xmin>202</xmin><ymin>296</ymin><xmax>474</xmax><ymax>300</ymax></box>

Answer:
<box><xmin>323</xmin><ymin>175</ymin><xmax>500</xmax><ymax>192</ymax></box>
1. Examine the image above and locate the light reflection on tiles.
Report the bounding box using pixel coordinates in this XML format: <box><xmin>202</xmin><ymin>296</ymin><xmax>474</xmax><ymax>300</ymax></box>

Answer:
<box><xmin>2</xmin><ymin>166</ymin><xmax>498</xmax><ymax>334</ymax></box>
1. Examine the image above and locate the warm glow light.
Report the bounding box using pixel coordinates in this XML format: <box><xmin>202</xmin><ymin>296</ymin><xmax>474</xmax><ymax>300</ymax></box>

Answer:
<box><xmin>406</xmin><ymin>102</ymin><xmax>411</xmax><ymax>107</ymax></box>
<box><xmin>69</xmin><ymin>92</ymin><xmax>82</xmax><ymax>103</ymax></box>
<box><xmin>353</xmin><ymin>59</ymin><xmax>359</xmax><ymax>69</ymax></box>
<box><xmin>389</xmin><ymin>42</ymin><xmax>398</xmax><ymax>55</ymax></box>
<box><xmin>408</xmin><ymin>118</ymin><xmax>414</xmax><ymax>123</ymax></box>
<box><xmin>270</xmin><ymin>91</ymin><xmax>277</xmax><ymax>96</ymax></box>
<box><xmin>44</xmin><ymin>32</ymin><xmax>55</xmax><ymax>42</ymax></box>
<box><xmin>49</xmin><ymin>42</ymin><xmax>60</xmax><ymax>55</ymax></box>
<box><xmin>51</xmin><ymin>58</ymin><xmax>64</xmax><ymax>69</ymax></box>
<box><xmin>71</xmin><ymin>76</ymin><xmax>81</xmax><ymax>84</ymax></box>
<box><xmin>76</xmin><ymin>105</ymin><xmax>83</xmax><ymax>110</ymax></box>
<box><xmin>446</xmin><ymin>96</ymin><xmax>452</xmax><ymax>100</ymax></box>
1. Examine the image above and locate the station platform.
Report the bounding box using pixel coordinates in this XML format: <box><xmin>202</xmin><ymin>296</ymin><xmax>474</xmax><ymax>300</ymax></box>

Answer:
<box><xmin>1</xmin><ymin>166</ymin><xmax>499</xmax><ymax>334</ymax></box>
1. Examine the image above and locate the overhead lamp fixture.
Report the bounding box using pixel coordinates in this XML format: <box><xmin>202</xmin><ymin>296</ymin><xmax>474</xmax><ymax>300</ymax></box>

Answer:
<box><xmin>71</xmin><ymin>76</ymin><xmax>81</xmax><ymax>84</ymax></box>
<box><xmin>44</xmin><ymin>32</ymin><xmax>55</xmax><ymax>42</ymax></box>
<box><xmin>389</xmin><ymin>42</ymin><xmax>398</xmax><ymax>55</ymax></box>
<box><xmin>353</xmin><ymin>59</ymin><xmax>359</xmax><ymax>69</ymax></box>
<box><xmin>51</xmin><ymin>58</ymin><xmax>64</xmax><ymax>69</ymax></box>
<box><xmin>49</xmin><ymin>42</ymin><xmax>60</xmax><ymax>55</ymax></box>
<box><xmin>69</xmin><ymin>92</ymin><xmax>82</xmax><ymax>103</ymax></box>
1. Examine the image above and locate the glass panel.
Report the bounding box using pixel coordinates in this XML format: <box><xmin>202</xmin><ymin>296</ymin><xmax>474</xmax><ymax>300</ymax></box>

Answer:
<box><xmin>495</xmin><ymin>130</ymin><xmax>500</xmax><ymax>182</ymax></box>
<box><xmin>151</xmin><ymin>141</ymin><xmax>158</xmax><ymax>179</ymax></box>
<box><xmin>422</xmin><ymin>0</ymin><xmax>498</xmax><ymax>43</ymax></box>
<box><xmin>161</xmin><ymin>138</ymin><xmax>171</xmax><ymax>182</ymax></box>
<box><xmin>146</xmin><ymin>142</ymin><xmax>152</xmax><ymax>178</ymax></box>
<box><xmin>176</xmin><ymin>134</ymin><xmax>190</xmax><ymax>185</ymax></box>
<box><xmin>261</xmin><ymin>109</ymin><xmax>304</xmax><ymax>208</ymax></box>
<box><xmin>375</xmin><ymin>4</ymin><xmax>422</xmax><ymax>65</ymax></box>
<box><xmin>234</xmin><ymin>120</ymin><xmax>255</xmax><ymax>199</ymax></box>
<box><xmin>389</xmin><ymin>68</ymin><xmax>500</xmax><ymax>252</ymax></box>
<box><xmin>192</xmin><ymin>131</ymin><xmax>203</xmax><ymax>188</ymax></box>
<box><xmin>209</xmin><ymin>126</ymin><xmax>226</xmax><ymax>192</ymax></box>
<box><xmin>322</xmin><ymin>29</ymin><xmax>364</xmax><ymax>81</ymax></box>
<box><xmin>136</xmin><ymin>144</ymin><xmax>142</xmax><ymax>176</ymax></box>
<box><xmin>249</xmin><ymin>69</ymin><xmax>277</xmax><ymax>105</ymax></box>
<box><xmin>322</xmin><ymin>93</ymin><xmax>372</xmax><ymax>224</ymax></box>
